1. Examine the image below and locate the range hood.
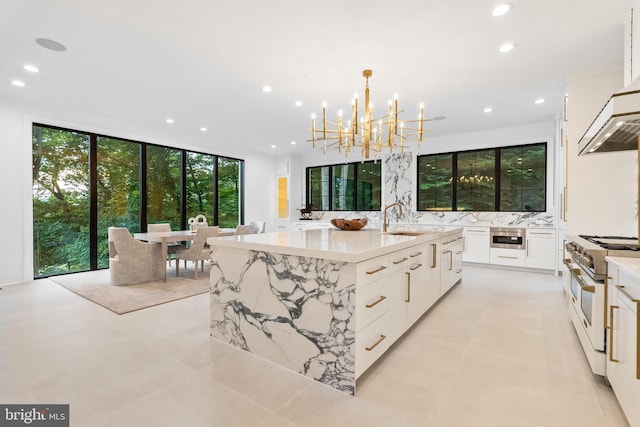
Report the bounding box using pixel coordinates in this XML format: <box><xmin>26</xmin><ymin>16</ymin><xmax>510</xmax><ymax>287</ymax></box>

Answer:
<box><xmin>578</xmin><ymin>78</ymin><xmax>640</xmax><ymax>155</ymax></box>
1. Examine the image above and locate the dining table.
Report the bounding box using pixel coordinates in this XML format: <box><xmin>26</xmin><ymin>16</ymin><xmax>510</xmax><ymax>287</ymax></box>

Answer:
<box><xmin>134</xmin><ymin>228</ymin><xmax>236</xmax><ymax>280</ymax></box>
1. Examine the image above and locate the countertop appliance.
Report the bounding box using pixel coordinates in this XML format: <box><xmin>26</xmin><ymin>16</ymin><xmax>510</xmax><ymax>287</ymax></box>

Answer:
<box><xmin>563</xmin><ymin>234</ymin><xmax>640</xmax><ymax>376</ymax></box>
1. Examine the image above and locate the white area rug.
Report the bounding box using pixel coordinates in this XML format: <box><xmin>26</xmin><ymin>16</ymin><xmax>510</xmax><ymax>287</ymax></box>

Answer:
<box><xmin>50</xmin><ymin>266</ymin><xmax>209</xmax><ymax>314</ymax></box>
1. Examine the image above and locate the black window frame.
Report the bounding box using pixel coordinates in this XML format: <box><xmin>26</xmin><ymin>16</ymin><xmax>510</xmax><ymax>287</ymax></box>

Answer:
<box><xmin>306</xmin><ymin>160</ymin><xmax>382</xmax><ymax>211</ymax></box>
<box><xmin>416</xmin><ymin>142</ymin><xmax>547</xmax><ymax>212</ymax></box>
<box><xmin>32</xmin><ymin>122</ymin><xmax>245</xmax><ymax>278</ymax></box>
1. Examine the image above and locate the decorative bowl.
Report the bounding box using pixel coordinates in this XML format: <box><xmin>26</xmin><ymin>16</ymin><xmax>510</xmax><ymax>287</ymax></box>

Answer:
<box><xmin>330</xmin><ymin>218</ymin><xmax>368</xmax><ymax>231</ymax></box>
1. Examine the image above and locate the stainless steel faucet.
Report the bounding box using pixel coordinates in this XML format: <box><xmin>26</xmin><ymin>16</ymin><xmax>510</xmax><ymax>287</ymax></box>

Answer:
<box><xmin>383</xmin><ymin>202</ymin><xmax>403</xmax><ymax>232</ymax></box>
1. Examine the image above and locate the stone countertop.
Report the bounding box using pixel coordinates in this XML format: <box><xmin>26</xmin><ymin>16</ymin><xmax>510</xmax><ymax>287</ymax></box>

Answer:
<box><xmin>606</xmin><ymin>256</ymin><xmax>640</xmax><ymax>279</ymax></box>
<box><xmin>208</xmin><ymin>227</ymin><xmax>461</xmax><ymax>263</ymax></box>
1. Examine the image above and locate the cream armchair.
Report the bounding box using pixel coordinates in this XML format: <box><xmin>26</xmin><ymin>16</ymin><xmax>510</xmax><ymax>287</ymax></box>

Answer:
<box><xmin>108</xmin><ymin>227</ymin><xmax>164</xmax><ymax>286</ymax></box>
<box><xmin>175</xmin><ymin>226</ymin><xmax>219</xmax><ymax>279</ymax></box>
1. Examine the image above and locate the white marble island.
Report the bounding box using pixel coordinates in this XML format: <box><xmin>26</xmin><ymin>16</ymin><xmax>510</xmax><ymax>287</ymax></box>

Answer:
<box><xmin>208</xmin><ymin>227</ymin><xmax>462</xmax><ymax>395</ymax></box>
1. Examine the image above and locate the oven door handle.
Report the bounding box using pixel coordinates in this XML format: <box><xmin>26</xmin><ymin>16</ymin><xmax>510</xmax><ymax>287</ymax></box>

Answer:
<box><xmin>564</xmin><ymin>259</ymin><xmax>581</xmax><ymax>275</ymax></box>
<box><xmin>575</xmin><ymin>274</ymin><xmax>595</xmax><ymax>293</ymax></box>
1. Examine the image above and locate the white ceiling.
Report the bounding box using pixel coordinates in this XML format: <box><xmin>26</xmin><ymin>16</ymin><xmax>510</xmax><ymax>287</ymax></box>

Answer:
<box><xmin>0</xmin><ymin>0</ymin><xmax>632</xmax><ymax>158</ymax></box>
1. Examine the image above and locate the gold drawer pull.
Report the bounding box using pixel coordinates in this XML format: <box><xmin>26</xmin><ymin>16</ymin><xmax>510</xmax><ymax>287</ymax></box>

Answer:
<box><xmin>366</xmin><ymin>265</ymin><xmax>387</xmax><ymax>275</ymax></box>
<box><xmin>365</xmin><ymin>295</ymin><xmax>387</xmax><ymax>308</ymax></box>
<box><xmin>365</xmin><ymin>335</ymin><xmax>386</xmax><ymax>351</ymax></box>
<box><xmin>410</xmin><ymin>263</ymin><xmax>423</xmax><ymax>271</ymax></box>
<box><xmin>392</xmin><ymin>257</ymin><xmax>408</xmax><ymax>264</ymax></box>
<box><xmin>609</xmin><ymin>305</ymin><xmax>619</xmax><ymax>363</ymax></box>
<box><xmin>409</xmin><ymin>251</ymin><xmax>423</xmax><ymax>257</ymax></box>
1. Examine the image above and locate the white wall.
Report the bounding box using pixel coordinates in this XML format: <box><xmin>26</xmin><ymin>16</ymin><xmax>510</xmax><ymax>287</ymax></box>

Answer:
<box><xmin>566</xmin><ymin>63</ymin><xmax>637</xmax><ymax>236</ymax></box>
<box><xmin>0</xmin><ymin>102</ymin><xmax>275</xmax><ymax>286</ymax></box>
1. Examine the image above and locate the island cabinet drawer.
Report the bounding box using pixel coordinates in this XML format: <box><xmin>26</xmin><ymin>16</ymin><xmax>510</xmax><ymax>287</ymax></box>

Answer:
<box><xmin>389</xmin><ymin>249</ymin><xmax>410</xmax><ymax>274</ymax></box>
<box><xmin>355</xmin><ymin>313</ymin><xmax>392</xmax><ymax>378</ymax></box>
<box><xmin>356</xmin><ymin>278</ymin><xmax>389</xmax><ymax>332</ymax></box>
<box><xmin>408</xmin><ymin>245</ymin><xmax>430</xmax><ymax>266</ymax></box>
<box><xmin>356</xmin><ymin>254</ymin><xmax>390</xmax><ymax>287</ymax></box>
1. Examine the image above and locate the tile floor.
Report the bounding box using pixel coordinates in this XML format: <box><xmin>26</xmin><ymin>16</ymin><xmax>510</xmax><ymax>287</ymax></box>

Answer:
<box><xmin>0</xmin><ymin>265</ymin><xmax>631</xmax><ymax>427</ymax></box>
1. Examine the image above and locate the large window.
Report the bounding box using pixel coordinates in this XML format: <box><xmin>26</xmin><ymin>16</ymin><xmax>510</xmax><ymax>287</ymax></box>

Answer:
<box><xmin>32</xmin><ymin>124</ymin><xmax>244</xmax><ymax>278</ymax></box>
<box><xmin>306</xmin><ymin>161</ymin><xmax>381</xmax><ymax>211</ymax></box>
<box><xmin>417</xmin><ymin>142</ymin><xmax>546</xmax><ymax>212</ymax></box>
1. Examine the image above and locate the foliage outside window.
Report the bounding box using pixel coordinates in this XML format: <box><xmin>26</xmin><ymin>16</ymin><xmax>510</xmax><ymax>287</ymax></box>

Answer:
<box><xmin>306</xmin><ymin>161</ymin><xmax>381</xmax><ymax>211</ymax></box>
<box><xmin>417</xmin><ymin>142</ymin><xmax>546</xmax><ymax>212</ymax></box>
<box><xmin>32</xmin><ymin>124</ymin><xmax>244</xmax><ymax>278</ymax></box>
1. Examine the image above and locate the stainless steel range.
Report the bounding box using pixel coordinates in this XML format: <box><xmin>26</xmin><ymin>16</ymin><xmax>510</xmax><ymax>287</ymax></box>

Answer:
<box><xmin>565</xmin><ymin>235</ymin><xmax>640</xmax><ymax>281</ymax></box>
<box><xmin>563</xmin><ymin>234</ymin><xmax>640</xmax><ymax>376</ymax></box>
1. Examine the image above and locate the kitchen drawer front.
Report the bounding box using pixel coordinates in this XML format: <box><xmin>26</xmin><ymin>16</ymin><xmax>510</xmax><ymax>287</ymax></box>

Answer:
<box><xmin>408</xmin><ymin>244</ymin><xmax>430</xmax><ymax>267</ymax></box>
<box><xmin>389</xmin><ymin>249</ymin><xmax>410</xmax><ymax>274</ymax></box>
<box><xmin>356</xmin><ymin>278</ymin><xmax>390</xmax><ymax>332</ymax></box>
<box><xmin>356</xmin><ymin>254</ymin><xmax>390</xmax><ymax>287</ymax></box>
<box><xmin>355</xmin><ymin>313</ymin><xmax>392</xmax><ymax>378</ymax></box>
<box><xmin>490</xmin><ymin>248</ymin><xmax>525</xmax><ymax>266</ymax></box>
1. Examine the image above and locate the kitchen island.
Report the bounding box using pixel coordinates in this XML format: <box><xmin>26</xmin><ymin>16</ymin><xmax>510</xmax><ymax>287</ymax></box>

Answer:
<box><xmin>208</xmin><ymin>227</ymin><xmax>462</xmax><ymax>395</ymax></box>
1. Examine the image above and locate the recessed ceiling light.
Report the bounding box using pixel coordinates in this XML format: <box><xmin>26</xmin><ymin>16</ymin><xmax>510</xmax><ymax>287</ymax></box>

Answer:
<box><xmin>271</xmin><ymin>144</ymin><xmax>276</xmax><ymax>149</ymax></box>
<box><xmin>294</xmin><ymin>100</ymin><xmax>303</xmax><ymax>107</ymax></box>
<box><xmin>492</xmin><ymin>3</ymin><xmax>512</xmax><ymax>17</ymax></box>
<box><xmin>24</xmin><ymin>65</ymin><xmax>39</xmax><ymax>73</ymax></box>
<box><xmin>262</xmin><ymin>86</ymin><xmax>272</xmax><ymax>93</ymax></box>
<box><xmin>165</xmin><ymin>118</ymin><xmax>174</xmax><ymax>124</ymax></box>
<box><xmin>534</xmin><ymin>98</ymin><xmax>545</xmax><ymax>104</ymax></box>
<box><xmin>35</xmin><ymin>37</ymin><xmax>66</xmax><ymax>52</ymax></box>
<box><xmin>200</xmin><ymin>127</ymin><xmax>207</xmax><ymax>132</ymax></box>
<box><xmin>11</xmin><ymin>80</ymin><xmax>26</xmax><ymax>87</ymax></box>
<box><xmin>483</xmin><ymin>107</ymin><xmax>493</xmax><ymax>113</ymax></box>
<box><xmin>291</xmin><ymin>141</ymin><xmax>296</xmax><ymax>145</ymax></box>
<box><xmin>498</xmin><ymin>43</ymin><xmax>515</xmax><ymax>53</ymax></box>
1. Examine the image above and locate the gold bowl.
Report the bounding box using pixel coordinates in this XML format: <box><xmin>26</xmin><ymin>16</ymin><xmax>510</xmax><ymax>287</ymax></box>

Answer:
<box><xmin>330</xmin><ymin>218</ymin><xmax>368</xmax><ymax>231</ymax></box>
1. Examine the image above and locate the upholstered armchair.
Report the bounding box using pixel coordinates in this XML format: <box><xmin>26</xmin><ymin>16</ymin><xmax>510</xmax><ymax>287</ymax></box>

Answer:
<box><xmin>175</xmin><ymin>226</ymin><xmax>219</xmax><ymax>279</ymax></box>
<box><xmin>108</xmin><ymin>227</ymin><xmax>164</xmax><ymax>286</ymax></box>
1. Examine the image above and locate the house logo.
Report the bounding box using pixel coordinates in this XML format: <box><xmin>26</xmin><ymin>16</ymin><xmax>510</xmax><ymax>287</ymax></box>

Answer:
<box><xmin>0</xmin><ymin>405</ymin><xmax>68</xmax><ymax>427</ymax></box>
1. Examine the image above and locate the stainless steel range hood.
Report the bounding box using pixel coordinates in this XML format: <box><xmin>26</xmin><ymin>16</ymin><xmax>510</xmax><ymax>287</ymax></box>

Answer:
<box><xmin>578</xmin><ymin>78</ymin><xmax>640</xmax><ymax>155</ymax></box>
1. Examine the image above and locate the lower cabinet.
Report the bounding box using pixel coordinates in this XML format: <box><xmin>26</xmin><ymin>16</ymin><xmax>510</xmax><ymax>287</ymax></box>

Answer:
<box><xmin>606</xmin><ymin>265</ymin><xmax>640</xmax><ymax>427</ymax></box>
<box><xmin>441</xmin><ymin>235</ymin><xmax>463</xmax><ymax>294</ymax></box>
<box><xmin>462</xmin><ymin>227</ymin><xmax>490</xmax><ymax>263</ymax></box>
<box><xmin>525</xmin><ymin>230</ymin><xmax>556</xmax><ymax>270</ymax></box>
<box><xmin>489</xmin><ymin>247</ymin><xmax>525</xmax><ymax>267</ymax></box>
<box><xmin>355</xmin><ymin>232</ymin><xmax>466</xmax><ymax>378</ymax></box>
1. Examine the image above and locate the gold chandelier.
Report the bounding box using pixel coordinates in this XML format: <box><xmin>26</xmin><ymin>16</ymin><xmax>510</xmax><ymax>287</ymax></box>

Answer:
<box><xmin>308</xmin><ymin>69</ymin><xmax>428</xmax><ymax>159</ymax></box>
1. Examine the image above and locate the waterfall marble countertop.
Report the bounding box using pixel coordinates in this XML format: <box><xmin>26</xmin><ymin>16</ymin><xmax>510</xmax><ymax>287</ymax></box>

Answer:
<box><xmin>207</xmin><ymin>227</ymin><xmax>461</xmax><ymax>263</ymax></box>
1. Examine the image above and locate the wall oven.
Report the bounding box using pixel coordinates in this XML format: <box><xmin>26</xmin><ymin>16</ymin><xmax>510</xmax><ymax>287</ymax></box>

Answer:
<box><xmin>490</xmin><ymin>227</ymin><xmax>525</xmax><ymax>250</ymax></box>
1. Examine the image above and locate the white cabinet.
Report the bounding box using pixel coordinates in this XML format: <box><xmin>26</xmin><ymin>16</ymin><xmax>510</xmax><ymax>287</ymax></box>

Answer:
<box><xmin>440</xmin><ymin>232</ymin><xmax>463</xmax><ymax>294</ymax></box>
<box><xmin>290</xmin><ymin>221</ymin><xmax>332</xmax><ymax>231</ymax></box>
<box><xmin>490</xmin><ymin>247</ymin><xmax>525</xmax><ymax>267</ymax></box>
<box><xmin>525</xmin><ymin>229</ymin><xmax>556</xmax><ymax>270</ymax></box>
<box><xmin>462</xmin><ymin>227</ymin><xmax>490</xmax><ymax>263</ymax></box>
<box><xmin>355</xmin><ymin>235</ymin><xmax>450</xmax><ymax>378</ymax></box>
<box><xmin>607</xmin><ymin>265</ymin><xmax>640</xmax><ymax>427</ymax></box>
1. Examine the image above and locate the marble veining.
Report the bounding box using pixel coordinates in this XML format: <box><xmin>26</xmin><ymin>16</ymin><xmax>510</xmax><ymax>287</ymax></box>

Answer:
<box><xmin>385</xmin><ymin>153</ymin><xmax>413</xmax><ymax>212</ymax></box>
<box><xmin>210</xmin><ymin>247</ymin><xmax>356</xmax><ymax>394</ymax></box>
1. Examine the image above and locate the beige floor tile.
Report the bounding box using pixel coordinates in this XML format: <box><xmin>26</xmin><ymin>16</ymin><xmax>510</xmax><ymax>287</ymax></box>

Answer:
<box><xmin>0</xmin><ymin>265</ymin><xmax>630</xmax><ymax>427</ymax></box>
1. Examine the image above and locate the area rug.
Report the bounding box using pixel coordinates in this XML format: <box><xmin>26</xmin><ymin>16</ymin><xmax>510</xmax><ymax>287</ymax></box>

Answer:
<box><xmin>49</xmin><ymin>266</ymin><xmax>210</xmax><ymax>315</ymax></box>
